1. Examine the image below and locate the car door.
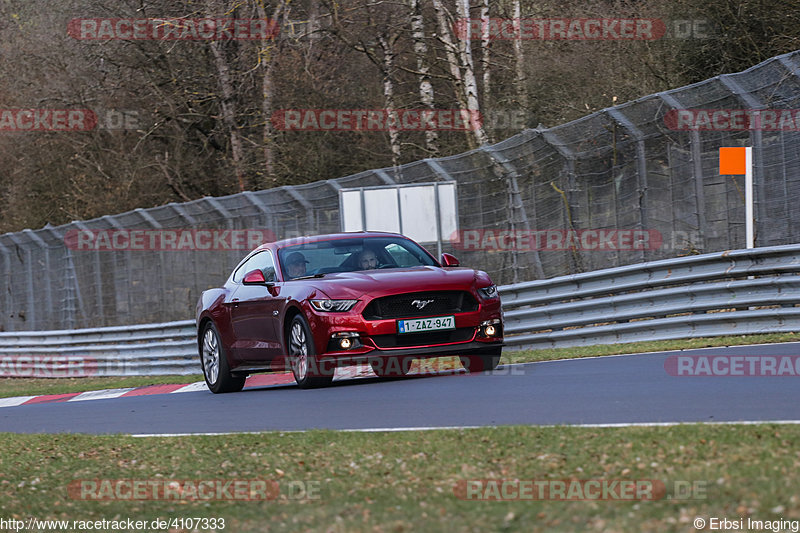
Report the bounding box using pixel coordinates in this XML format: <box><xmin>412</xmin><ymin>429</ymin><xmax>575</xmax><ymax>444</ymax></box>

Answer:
<box><xmin>228</xmin><ymin>250</ymin><xmax>283</xmax><ymax>363</ymax></box>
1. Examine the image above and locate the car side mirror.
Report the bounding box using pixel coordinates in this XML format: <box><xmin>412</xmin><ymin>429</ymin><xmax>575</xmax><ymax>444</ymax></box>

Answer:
<box><xmin>243</xmin><ymin>269</ymin><xmax>267</xmax><ymax>285</ymax></box>
<box><xmin>440</xmin><ymin>253</ymin><xmax>460</xmax><ymax>267</ymax></box>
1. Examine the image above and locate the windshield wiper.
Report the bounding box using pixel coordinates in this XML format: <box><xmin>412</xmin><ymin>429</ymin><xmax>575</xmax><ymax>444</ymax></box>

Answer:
<box><xmin>292</xmin><ymin>272</ymin><xmax>327</xmax><ymax>280</ymax></box>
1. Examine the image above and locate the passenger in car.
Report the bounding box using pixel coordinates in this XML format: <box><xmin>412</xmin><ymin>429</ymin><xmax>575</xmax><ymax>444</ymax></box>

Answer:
<box><xmin>285</xmin><ymin>252</ymin><xmax>309</xmax><ymax>278</ymax></box>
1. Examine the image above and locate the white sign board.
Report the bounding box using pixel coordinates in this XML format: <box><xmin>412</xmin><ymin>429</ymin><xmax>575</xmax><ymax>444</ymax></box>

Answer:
<box><xmin>339</xmin><ymin>182</ymin><xmax>458</xmax><ymax>245</ymax></box>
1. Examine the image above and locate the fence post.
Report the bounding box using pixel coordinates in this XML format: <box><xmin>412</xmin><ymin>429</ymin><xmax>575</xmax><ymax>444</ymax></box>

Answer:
<box><xmin>6</xmin><ymin>233</ymin><xmax>35</xmax><ymax>329</ymax></box>
<box><xmin>659</xmin><ymin>92</ymin><xmax>708</xmax><ymax>253</ymax></box>
<box><xmin>539</xmin><ymin>128</ymin><xmax>583</xmax><ymax>272</ymax></box>
<box><xmin>242</xmin><ymin>191</ymin><xmax>276</xmax><ymax>241</ymax></box>
<box><xmin>167</xmin><ymin>204</ymin><xmax>200</xmax><ymax>316</ymax></box>
<box><xmin>0</xmin><ymin>241</ymin><xmax>11</xmax><ymax>331</ymax></box>
<box><xmin>22</xmin><ymin>229</ymin><xmax>54</xmax><ymax>328</ymax></box>
<box><xmin>72</xmin><ymin>221</ymin><xmax>104</xmax><ymax>327</ymax></box>
<box><xmin>201</xmin><ymin>197</ymin><xmax>239</xmax><ymax>270</ymax></box>
<box><xmin>133</xmin><ymin>208</ymin><xmax>167</xmax><ymax>320</ymax></box>
<box><xmin>281</xmin><ymin>186</ymin><xmax>316</xmax><ymax>234</ymax></box>
<box><xmin>481</xmin><ymin>145</ymin><xmax>545</xmax><ymax>281</ymax></box>
<box><xmin>101</xmin><ymin>215</ymin><xmax>134</xmax><ymax>323</ymax></box>
<box><xmin>606</xmin><ymin>108</ymin><xmax>649</xmax><ymax>264</ymax></box>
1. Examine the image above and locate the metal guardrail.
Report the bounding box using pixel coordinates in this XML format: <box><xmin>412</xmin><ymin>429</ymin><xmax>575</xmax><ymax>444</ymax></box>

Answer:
<box><xmin>0</xmin><ymin>320</ymin><xmax>197</xmax><ymax>376</ymax></box>
<box><xmin>1</xmin><ymin>244</ymin><xmax>798</xmax><ymax>376</ymax></box>
<box><xmin>500</xmin><ymin>244</ymin><xmax>800</xmax><ymax>350</ymax></box>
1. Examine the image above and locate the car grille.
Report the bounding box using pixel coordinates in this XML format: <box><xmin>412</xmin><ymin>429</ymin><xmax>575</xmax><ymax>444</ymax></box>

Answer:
<box><xmin>362</xmin><ymin>291</ymin><xmax>479</xmax><ymax>320</ymax></box>
<box><xmin>370</xmin><ymin>327</ymin><xmax>475</xmax><ymax>348</ymax></box>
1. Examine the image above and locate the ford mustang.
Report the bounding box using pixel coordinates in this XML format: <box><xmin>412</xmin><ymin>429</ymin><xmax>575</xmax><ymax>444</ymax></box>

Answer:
<box><xmin>196</xmin><ymin>232</ymin><xmax>504</xmax><ymax>392</ymax></box>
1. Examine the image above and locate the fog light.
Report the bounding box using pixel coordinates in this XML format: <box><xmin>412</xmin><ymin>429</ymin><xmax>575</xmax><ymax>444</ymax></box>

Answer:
<box><xmin>479</xmin><ymin>319</ymin><xmax>501</xmax><ymax>338</ymax></box>
<box><xmin>331</xmin><ymin>332</ymin><xmax>360</xmax><ymax>351</ymax></box>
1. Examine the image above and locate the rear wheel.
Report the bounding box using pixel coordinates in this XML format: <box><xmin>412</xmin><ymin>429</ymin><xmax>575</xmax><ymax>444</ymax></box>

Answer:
<box><xmin>288</xmin><ymin>315</ymin><xmax>334</xmax><ymax>389</ymax></box>
<box><xmin>460</xmin><ymin>349</ymin><xmax>502</xmax><ymax>373</ymax></box>
<box><xmin>370</xmin><ymin>357</ymin><xmax>412</xmax><ymax>378</ymax></box>
<box><xmin>201</xmin><ymin>322</ymin><xmax>246</xmax><ymax>393</ymax></box>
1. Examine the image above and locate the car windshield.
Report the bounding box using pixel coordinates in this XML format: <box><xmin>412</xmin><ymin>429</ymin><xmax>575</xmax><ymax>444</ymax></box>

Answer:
<box><xmin>278</xmin><ymin>236</ymin><xmax>437</xmax><ymax>279</ymax></box>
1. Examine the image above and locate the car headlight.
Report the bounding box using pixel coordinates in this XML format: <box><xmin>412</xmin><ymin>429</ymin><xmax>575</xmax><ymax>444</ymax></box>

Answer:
<box><xmin>310</xmin><ymin>299</ymin><xmax>358</xmax><ymax>312</ymax></box>
<box><xmin>478</xmin><ymin>285</ymin><xmax>498</xmax><ymax>299</ymax></box>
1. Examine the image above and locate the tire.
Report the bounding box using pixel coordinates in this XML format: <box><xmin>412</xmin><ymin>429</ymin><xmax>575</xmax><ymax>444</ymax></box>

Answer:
<box><xmin>370</xmin><ymin>357</ymin><xmax>412</xmax><ymax>378</ymax></box>
<box><xmin>200</xmin><ymin>322</ymin><xmax>246</xmax><ymax>393</ymax></box>
<box><xmin>460</xmin><ymin>349</ymin><xmax>502</xmax><ymax>373</ymax></box>
<box><xmin>288</xmin><ymin>315</ymin><xmax>334</xmax><ymax>389</ymax></box>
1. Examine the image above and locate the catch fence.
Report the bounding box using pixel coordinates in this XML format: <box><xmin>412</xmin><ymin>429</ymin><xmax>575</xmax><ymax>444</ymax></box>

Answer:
<box><xmin>2</xmin><ymin>51</ymin><xmax>800</xmax><ymax>331</ymax></box>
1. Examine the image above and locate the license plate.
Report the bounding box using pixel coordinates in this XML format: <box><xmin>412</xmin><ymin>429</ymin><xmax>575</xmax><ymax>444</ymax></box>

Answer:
<box><xmin>397</xmin><ymin>316</ymin><xmax>455</xmax><ymax>334</ymax></box>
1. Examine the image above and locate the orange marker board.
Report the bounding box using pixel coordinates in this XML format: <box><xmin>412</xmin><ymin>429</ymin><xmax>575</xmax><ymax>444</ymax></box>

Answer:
<box><xmin>719</xmin><ymin>147</ymin><xmax>747</xmax><ymax>175</ymax></box>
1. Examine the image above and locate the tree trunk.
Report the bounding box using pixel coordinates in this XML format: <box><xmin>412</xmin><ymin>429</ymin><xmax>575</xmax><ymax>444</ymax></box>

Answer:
<box><xmin>480</xmin><ymin>0</ymin><xmax>491</xmax><ymax>141</ymax></box>
<box><xmin>513</xmin><ymin>0</ymin><xmax>528</xmax><ymax>110</ymax></box>
<box><xmin>454</xmin><ymin>0</ymin><xmax>489</xmax><ymax>146</ymax></box>
<box><xmin>207</xmin><ymin>0</ymin><xmax>245</xmax><ymax>191</ymax></box>
<box><xmin>256</xmin><ymin>0</ymin><xmax>288</xmax><ymax>185</ymax></box>
<box><xmin>378</xmin><ymin>34</ymin><xmax>402</xmax><ymax>168</ymax></box>
<box><xmin>410</xmin><ymin>0</ymin><xmax>438</xmax><ymax>156</ymax></box>
<box><xmin>432</xmin><ymin>0</ymin><xmax>475</xmax><ymax>149</ymax></box>
<box><xmin>480</xmin><ymin>0</ymin><xmax>490</xmax><ymax>97</ymax></box>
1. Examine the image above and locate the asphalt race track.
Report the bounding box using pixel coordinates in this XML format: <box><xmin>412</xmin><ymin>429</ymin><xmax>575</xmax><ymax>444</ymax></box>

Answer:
<box><xmin>2</xmin><ymin>343</ymin><xmax>799</xmax><ymax>435</ymax></box>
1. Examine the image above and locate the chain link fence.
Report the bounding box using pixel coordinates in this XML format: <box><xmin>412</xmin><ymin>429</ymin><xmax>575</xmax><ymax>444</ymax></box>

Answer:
<box><xmin>3</xmin><ymin>50</ymin><xmax>800</xmax><ymax>332</ymax></box>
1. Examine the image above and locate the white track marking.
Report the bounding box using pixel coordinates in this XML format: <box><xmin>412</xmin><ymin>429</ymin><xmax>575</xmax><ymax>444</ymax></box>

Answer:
<box><xmin>128</xmin><ymin>419</ymin><xmax>800</xmax><ymax>437</ymax></box>
<box><xmin>68</xmin><ymin>388</ymin><xmax>136</xmax><ymax>402</ymax></box>
<box><xmin>170</xmin><ymin>382</ymin><xmax>210</xmax><ymax>393</ymax></box>
<box><xmin>0</xmin><ymin>396</ymin><xmax>37</xmax><ymax>408</ymax></box>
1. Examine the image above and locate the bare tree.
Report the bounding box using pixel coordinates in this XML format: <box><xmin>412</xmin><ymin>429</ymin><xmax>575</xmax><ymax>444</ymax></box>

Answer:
<box><xmin>479</xmin><ymin>0</ymin><xmax>490</xmax><ymax>98</ymax></box>
<box><xmin>432</xmin><ymin>0</ymin><xmax>488</xmax><ymax>148</ymax></box>
<box><xmin>323</xmin><ymin>0</ymin><xmax>404</xmax><ymax>166</ymax></box>
<box><xmin>206</xmin><ymin>0</ymin><xmax>246</xmax><ymax>191</ymax></box>
<box><xmin>512</xmin><ymin>0</ymin><xmax>528</xmax><ymax>110</ymax></box>
<box><xmin>409</xmin><ymin>0</ymin><xmax>439</xmax><ymax>155</ymax></box>
<box><xmin>254</xmin><ymin>0</ymin><xmax>290</xmax><ymax>184</ymax></box>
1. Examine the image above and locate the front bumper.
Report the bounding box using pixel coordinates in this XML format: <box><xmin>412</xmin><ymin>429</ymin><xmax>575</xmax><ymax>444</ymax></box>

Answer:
<box><xmin>324</xmin><ymin>340</ymin><xmax>504</xmax><ymax>366</ymax></box>
<box><xmin>306</xmin><ymin>298</ymin><xmax>503</xmax><ymax>362</ymax></box>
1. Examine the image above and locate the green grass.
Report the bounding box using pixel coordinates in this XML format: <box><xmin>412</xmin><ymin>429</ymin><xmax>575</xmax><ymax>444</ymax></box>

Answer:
<box><xmin>1</xmin><ymin>332</ymin><xmax>797</xmax><ymax>399</ymax></box>
<box><xmin>3</xmin><ymin>333</ymin><xmax>798</xmax><ymax>531</ymax></box>
<box><xmin>501</xmin><ymin>332</ymin><xmax>800</xmax><ymax>365</ymax></box>
<box><xmin>1</xmin><ymin>425</ymin><xmax>798</xmax><ymax>532</ymax></box>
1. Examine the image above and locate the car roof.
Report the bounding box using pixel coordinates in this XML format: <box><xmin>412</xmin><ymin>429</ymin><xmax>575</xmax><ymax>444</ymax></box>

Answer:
<box><xmin>255</xmin><ymin>231</ymin><xmax>407</xmax><ymax>252</ymax></box>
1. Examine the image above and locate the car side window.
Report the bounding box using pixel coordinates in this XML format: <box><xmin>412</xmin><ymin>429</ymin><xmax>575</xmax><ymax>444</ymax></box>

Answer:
<box><xmin>233</xmin><ymin>251</ymin><xmax>275</xmax><ymax>283</ymax></box>
<box><xmin>385</xmin><ymin>243</ymin><xmax>416</xmax><ymax>267</ymax></box>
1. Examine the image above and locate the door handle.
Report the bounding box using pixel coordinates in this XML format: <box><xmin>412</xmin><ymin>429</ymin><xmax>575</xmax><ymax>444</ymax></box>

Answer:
<box><xmin>232</xmin><ymin>298</ymin><xmax>240</xmax><ymax>308</ymax></box>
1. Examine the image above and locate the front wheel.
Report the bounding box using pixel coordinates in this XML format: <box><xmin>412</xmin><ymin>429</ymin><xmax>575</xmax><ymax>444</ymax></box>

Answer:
<box><xmin>460</xmin><ymin>350</ymin><xmax>502</xmax><ymax>373</ymax></box>
<box><xmin>200</xmin><ymin>322</ymin><xmax>246</xmax><ymax>393</ymax></box>
<box><xmin>288</xmin><ymin>315</ymin><xmax>334</xmax><ymax>389</ymax></box>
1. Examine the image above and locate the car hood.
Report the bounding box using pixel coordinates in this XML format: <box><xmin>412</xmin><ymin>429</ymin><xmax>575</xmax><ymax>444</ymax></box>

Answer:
<box><xmin>306</xmin><ymin>266</ymin><xmax>479</xmax><ymax>300</ymax></box>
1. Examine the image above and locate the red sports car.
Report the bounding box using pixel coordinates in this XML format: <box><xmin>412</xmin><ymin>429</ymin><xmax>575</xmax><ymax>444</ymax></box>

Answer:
<box><xmin>196</xmin><ymin>232</ymin><xmax>504</xmax><ymax>392</ymax></box>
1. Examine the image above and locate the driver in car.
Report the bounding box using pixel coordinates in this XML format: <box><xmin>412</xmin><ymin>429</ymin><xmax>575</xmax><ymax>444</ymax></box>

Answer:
<box><xmin>357</xmin><ymin>248</ymin><xmax>379</xmax><ymax>270</ymax></box>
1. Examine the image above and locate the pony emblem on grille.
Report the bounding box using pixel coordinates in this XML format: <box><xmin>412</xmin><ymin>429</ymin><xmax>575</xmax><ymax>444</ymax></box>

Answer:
<box><xmin>411</xmin><ymin>299</ymin><xmax>434</xmax><ymax>309</ymax></box>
